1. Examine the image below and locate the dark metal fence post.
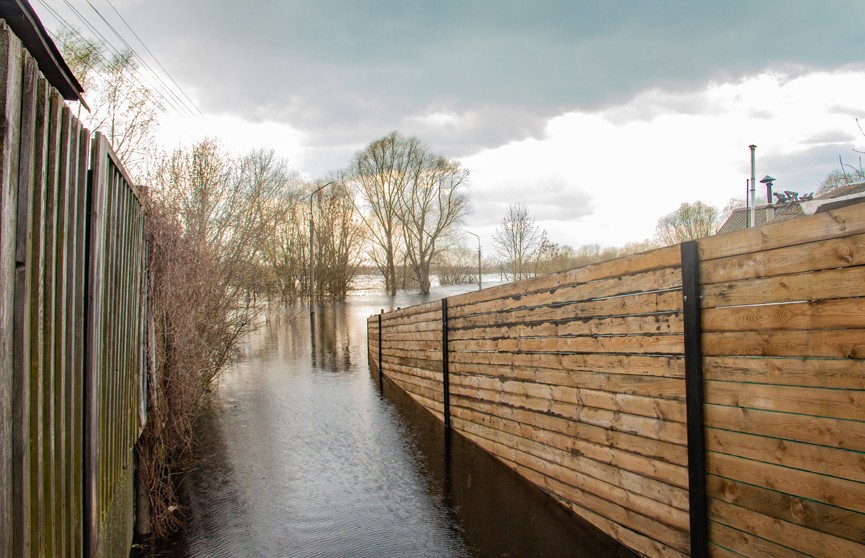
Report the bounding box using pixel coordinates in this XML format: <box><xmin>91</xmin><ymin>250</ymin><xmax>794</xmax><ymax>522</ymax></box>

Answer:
<box><xmin>377</xmin><ymin>312</ymin><xmax>383</xmax><ymax>389</ymax></box>
<box><xmin>681</xmin><ymin>240</ymin><xmax>708</xmax><ymax>558</ymax></box>
<box><xmin>442</xmin><ymin>298</ymin><xmax>450</xmax><ymax>430</ymax></box>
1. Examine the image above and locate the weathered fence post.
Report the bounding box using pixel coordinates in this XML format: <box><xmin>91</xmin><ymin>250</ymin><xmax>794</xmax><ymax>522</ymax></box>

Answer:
<box><xmin>681</xmin><ymin>240</ymin><xmax>707</xmax><ymax>558</ymax></box>
<box><xmin>442</xmin><ymin>297</ymin><xmax>450</xmax><ymax>430</ymax></box>
<box><xmin>377</xmin><ymin>312</ymin><xmax>383</xmax><ymax>389</ymax></box>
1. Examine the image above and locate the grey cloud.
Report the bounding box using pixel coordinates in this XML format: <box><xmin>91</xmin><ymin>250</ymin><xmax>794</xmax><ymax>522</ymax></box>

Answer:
<box><xmin>80</xmin><ymin>1</ymin><xmax>865</xmax><ymax>169</ymax></box>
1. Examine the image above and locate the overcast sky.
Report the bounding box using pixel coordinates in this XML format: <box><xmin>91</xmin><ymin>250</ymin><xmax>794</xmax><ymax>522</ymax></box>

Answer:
<box><xmin>34</xmin><ymin>0</ymin><xmax>865</xmax><ymax>249</ymax></box>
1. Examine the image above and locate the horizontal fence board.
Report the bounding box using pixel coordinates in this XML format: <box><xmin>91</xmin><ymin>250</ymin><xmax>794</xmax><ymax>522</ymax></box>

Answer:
<box><xmin>450</xmin><ymin>374</ymin><xmax>686</xmax><ymax>421</ymax></box>
<box><xmin>449</xmin><ymin>333</ymin><xmax>684</xmax><ymax>355</ymax></box>
<box><xmin>698</xmin><ymin>203</ymin><xmax>865</xmax><ymax>262</ymax></box>
<box><xmin>449</xmin><ymin>267</ymin><xmax>682</xmax><ymax>319</ymax></box>
<box><xmin>553</xmin><ymin>494</ymin><xmax>690</xmax><ymax>558</ymax></box>
<box><xmin>709</xmin><ymin>497</ymin><xmax>865</xmax><ymax>558</ymax></box>
<box><xmin>702</xmin><ymin>298</ymin><xmax>865</xmax><ymax>332</ymax></box>
<box><xmin>700</xmin><ymin>232</ymin><xmax>865</xmax><ymax>285</ymax></box>
<box><xmin>705</xmin><ymin>403</ymin><xmax>865</xmax><ymax>452</ymax></box>
<box><xmin>705</xmin><ymin>379</ymin><xmax>865</xmax><ymax>422</ymax></box>
<box><xmin>448</xmin><ymin>312</ymin><xmax>683</xmax><ymax>340</ymax></box>
<box><xmin>449</xmin><ymin>290</ymin><xmax>683</xmax><ymax>330</ymax></box>
<box><xmin>451</xmin><ymin>363</ymin><xmax>686</xmax><ymax>400</ymax></box>
<box><xmin>451</xmin><ymin>386</ymin><xmax>687</xmax><ymax>445</ymax></box>
<box><xmin>447</xmin><ymin>245</ymin><xmax>681</xmax><ymax>310</ymax></box>
<box><xmin>449</xmin><ymin>351</ymin><xmax>685</xmax><ymax>378</ymax></box>
<box><xmin>454</xmin><ymin>419</ymin><xmax>691</xmax><ymax>553</ymax></box>
<box><xmin>451</xmin><ymin>404</ymin><xmax>688</xmax><ymax>490</ymax></box>
<box><xmin>701</xmin><ymin>265</ymin><xmax>865</xmax><ymax>308</ymax></box>
<box><xmin>708</xmin><ymin>520</ymin><xmax>812</xmax><ymax>558</ymax></box>
<box><xmin>707</xmin><ymin>475</ymin><xmax>865</xmax><ymax>546</ymax></box>
<box><xmin>454</xmin><ymin>417</ymin><xmax>690</xmax><ymax>527</ymax></box>
<box><xmin>451</xmin><ymin>395</ymin><xmax>689</xmax><ymax>467</ymax></box>
<box><xmin>703</xmin><ymin>329</ymin><xmax>865</xmax><ymax>359</ymax></box>
<box><xmin>707</xmin><ymin>451</ymin><xmax>865</xmax><ymax>514</ymax></box>
<box><xmin>707</xmin><ymin>427</ymin><xmax>865</xmax><ymax>484</ymax></box>
<box><xmin>704</xmin><ymin>356</ymin><xmax>865</xmax><ymax>389</ymax></box>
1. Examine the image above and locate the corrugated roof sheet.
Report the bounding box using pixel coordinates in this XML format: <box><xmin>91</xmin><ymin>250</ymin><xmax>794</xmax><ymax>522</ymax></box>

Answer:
<box><xmin>818</xmin><ymin>180</ymin><xmax>865</xmax><ymax>199</ymax></box>
<box><xmin>717</xmin><ymin>203</ymin><xmax>803</xmax><ymax>235</ymax></box>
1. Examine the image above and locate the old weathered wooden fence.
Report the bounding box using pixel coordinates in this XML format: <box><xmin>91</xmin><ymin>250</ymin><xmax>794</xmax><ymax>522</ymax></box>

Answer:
<box><xmin>368</xmin><ymin>203</ymin><xmax>865</xmax><ymax>558</ymax></box>
<box><xmin>1</xmin><ymin>19</ymin><xmax>148</xmax><ymax>558</ymax></box>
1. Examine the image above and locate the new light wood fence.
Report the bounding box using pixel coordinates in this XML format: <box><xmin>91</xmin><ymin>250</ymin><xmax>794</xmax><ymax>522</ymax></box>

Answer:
<box><xmin>1</xmin><ymin>20</ymin><xmax>148</xmax><ymax>558</ymax></box>
<box><xmin>368</xmin><ymin>202</ymin><xmax>865</xmax><ymax>558</ymax></box>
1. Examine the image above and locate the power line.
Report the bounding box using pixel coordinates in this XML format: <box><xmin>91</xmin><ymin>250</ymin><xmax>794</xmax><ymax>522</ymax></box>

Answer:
<box><xmin>38</xmin><ymin>0</ymin><xmax>196</xmax><ymax>118</ymax></box>
<box><xmin>104</xmin><ymin>0</ymin><xmax>203</xmax><ymax>116</ymax></box>
<box><xmin>83</xmin><ymin>0</ymin><xmax>197</xmax><ymax>117</ymax></box>
<box><xmin>36</xmin><ymin>0</ymin><xmax>177</xmax><ymax>116</ymax></box>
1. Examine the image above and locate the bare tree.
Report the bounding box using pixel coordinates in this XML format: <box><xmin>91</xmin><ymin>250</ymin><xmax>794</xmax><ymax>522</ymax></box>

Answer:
<box><xmin>654</xmin><ymin>201</ymin><xmax>718</xmax><ymax>246</ymax></box>
<box><xmin>399</xmin><ymin>154</ymin><xmax>470</xmax><ymax>293</ymax></box>
<box><xmin>313</xmin><ymin>178</ymin><xmax>365</xmax><ymax>300</ymax></box>
<box><xmin>352</xmin><ymin>131</ymin><xmax>470</xmax><ymax>294</ymax></box>
<box><xmin>352</xmin><ymin>132</ymin><xmax>417</xmax><ymax>295</ymax></box>
<box><xmin>493</xmin><ymin>203</ymin><xmax>545</xmax><ymax>281</ymax></box>
<box><xmin>57</xmin><ymin>29</ymin><xmax>159</xmax><ymax>180</ymax></box>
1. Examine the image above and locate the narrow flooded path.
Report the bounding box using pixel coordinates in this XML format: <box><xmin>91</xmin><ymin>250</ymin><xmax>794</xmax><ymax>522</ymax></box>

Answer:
<box><xmin>177</xmin><ymin>284</ymin><xmax>636</xmax><ymax>557</ymax></box>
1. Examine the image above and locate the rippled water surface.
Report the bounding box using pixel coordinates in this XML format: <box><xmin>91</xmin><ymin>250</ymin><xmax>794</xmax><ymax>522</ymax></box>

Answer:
<box><xmin>173</xmin><ymin>282</ymin><xmax>636</xmax><ymax>557</ymax></box>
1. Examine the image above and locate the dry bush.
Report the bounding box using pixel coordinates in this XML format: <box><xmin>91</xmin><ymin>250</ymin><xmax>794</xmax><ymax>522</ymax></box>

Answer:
<box><xmin>136</xmin><ymin>197</ymin><xmax>254</xmax><ymax>538</ymax></box>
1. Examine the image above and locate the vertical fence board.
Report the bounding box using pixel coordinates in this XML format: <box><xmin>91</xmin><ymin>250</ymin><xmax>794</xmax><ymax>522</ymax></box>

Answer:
<box><xmin>2</xmin><ymin>20</ymin><xmax>146</xmax><ymax>557</ymax></box>
<box><xmin>0</xmin><ymin>21</ymin><xmax>23</xmax><ymax>557</ymax></box>
<box><xmin>11</xmin><ymin>44</ymin><xmax>37</xmax><ymax>558</ymax></box>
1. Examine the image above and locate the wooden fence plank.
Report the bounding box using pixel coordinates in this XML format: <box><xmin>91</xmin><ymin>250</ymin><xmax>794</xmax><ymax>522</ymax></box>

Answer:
<box><xmin>708</xmin><ymin>521</ymin><xmax>812</xmax><ymax>558</ymax></box>
<box><xmin>702</xmin><ymin>298</ymin><xmax>865</xmax><ymax>332</ymax></box>
<box><xmin>0</xmin><ymin>21</ymin><xmax>23</xmax><ymax>557</ymax></box>
<box><xmin>707</xmin><ymin>427</ymin><xmax>865</xmax><ymax>483</ymax></box>
<box><xmin>705</xmin><ymin>379</ymin><xmax>865</xmax><ymax>422</ymax></box>
<box><xmin>449</xmin><ymin>267</ymin><xmax>682</xmax><ymax>319</ymax></box>
<box><xmin>449</xmin><ymin>290</ymin><xmax>682</xmax><ymax>330</ymax></box>
<box><xmin>703</xmin><ymin>329</ymin><xmax>865</xmax><ymax>359</ymax></box>
<box><xmin>707</xmin><ymin>475</ymin><xmax>865</xmax><ymax>545</ymax></box>
<box><xmin>709</xmin><ymin>498</ymin><xmax>865</xmax><ymax>558</ymax></box>
<box><xmin>701</xmin><ymin>265</ymin><xmax>865</xmax><ymax>308</ymax></box>
<box><xmin>707</xmin><ymin>451</ymin><xmax>865</xmax><ymax>514</ymax></box>
<box><xmin>705</xmin><ymin>403</ymin><xmax>865</xmax><ymax>452</ymax></box>
<box><xmin>697</xmin><ymin>202</ymin><xmax>865</xmax><ymax>262</ymax></box>
<box><xmin>700</xmin><ymin>232</ymin><xmax>865</xmax><ymax>284</ymax></box>
<box><xmin>447</xmin><ymin>244</ymin><xmax>681</xmax><ymax>310</ymax></box>
<box><xmin>704</xmin><ymin>356</ymin><xmax>865</xmax><ymax>390</ymax></box>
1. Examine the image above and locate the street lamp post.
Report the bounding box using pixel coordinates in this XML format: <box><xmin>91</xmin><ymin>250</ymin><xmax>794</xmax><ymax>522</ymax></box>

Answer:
<box><xmin>309</xmin><ymin>181</ymin><xmax>333</xmax><ymax>315</ymax></box>
<box><xmin>465</xmin><ymin>230</ymin><xmax>482</xmax><ymax>290</ymax></box>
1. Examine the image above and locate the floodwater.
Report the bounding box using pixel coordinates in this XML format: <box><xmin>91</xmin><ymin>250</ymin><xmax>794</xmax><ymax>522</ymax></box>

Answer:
<box><xmin>166</xmin><ymin>280</ymin><xmax>636</xmax><ymax>557</ymax></box>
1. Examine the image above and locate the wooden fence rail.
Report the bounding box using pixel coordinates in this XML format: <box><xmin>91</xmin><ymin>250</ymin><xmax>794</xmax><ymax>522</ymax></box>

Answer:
<box><xmin>368</xmin><ymin>202</ymin><xmax>865</xmax><ymax>558</ymax></box>
<box><xmin>1</xmin><ymin>20</ymin><xmax>148</xmax><ymax>558</ymax></box>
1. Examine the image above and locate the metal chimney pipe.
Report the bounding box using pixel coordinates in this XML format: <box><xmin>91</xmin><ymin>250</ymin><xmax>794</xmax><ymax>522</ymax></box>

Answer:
<box><xmin>749</xmin><ymin>145</ymin><xmax>757</xmax><ymax>228</ymax></box>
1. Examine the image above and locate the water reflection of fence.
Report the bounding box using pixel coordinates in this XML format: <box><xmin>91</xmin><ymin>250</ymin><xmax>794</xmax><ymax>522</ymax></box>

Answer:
<box><xmin>368</xmin><ymin>203</ymin><xmax>865</xmax><ymax>558</ymax></box>
<box><xmin>1</xmin><ymin>20</ymin><xmax>148</xmax><ymax>557</ymax></box>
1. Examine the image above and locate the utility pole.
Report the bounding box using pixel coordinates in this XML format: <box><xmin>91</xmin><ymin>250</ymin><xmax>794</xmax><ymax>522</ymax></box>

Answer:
<box><xmin>309</xmin><ymin>181</ymin><xmax>333</xmax><ymax>315</ymax></box>
<box><xmin>465</xmin><ymin>230</ymin><xmax>482</xmax><ymax>290</ymax></box>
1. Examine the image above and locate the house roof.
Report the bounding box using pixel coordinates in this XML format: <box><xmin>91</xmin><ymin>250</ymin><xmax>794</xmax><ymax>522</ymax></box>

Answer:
<box><xmin>817</xmin><ymin>180</ymin><xmax>865</xmax><ymax>199</ymax></box>
<box><xmin>716</xmin><ymin>203</ymin><xmax>802</xmax><ymax>235</ymax></box>
<box><xmin>718</xmin><ymin>180</ymin><xmax>865</xmax><ymax>235</ymax></box>
<box><xmin>0</xmin><ymin>0</ymin><xmax>85</xmax><ymax>104</ymax></box>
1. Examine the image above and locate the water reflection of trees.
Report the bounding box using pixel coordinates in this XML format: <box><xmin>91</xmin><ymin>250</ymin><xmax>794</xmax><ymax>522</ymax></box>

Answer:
<box><xmin>310</xmin><ymin>303</ymin><xmax>353</xmax><ymax>373</ymax></box>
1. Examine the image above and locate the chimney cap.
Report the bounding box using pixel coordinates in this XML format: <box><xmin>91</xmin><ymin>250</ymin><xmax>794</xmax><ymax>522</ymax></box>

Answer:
<box><xmin>760</xmin><ymin>175</ymin><xmax>776</xmax><ymax>184</ymax></box>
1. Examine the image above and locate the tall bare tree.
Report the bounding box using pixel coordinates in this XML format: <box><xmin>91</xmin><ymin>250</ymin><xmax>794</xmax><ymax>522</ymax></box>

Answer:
<box><xmin>493</xmin><ymin>203</ymin><xmax>545</xmax><ymax>281</ymax></box>
<box><xmin>352</xmin><ymin>132</ymin><xmax>418</xmax><ymax>295</ymax></box>
<box><xmin>399</xmin><ymin>154</ymin><xmax>470</xmax><ymax>293</ymax></box>
<box><xmin>654</xmin><ymin>201</ymin><xmax>718</xmax><ymax>245</ymax></box>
